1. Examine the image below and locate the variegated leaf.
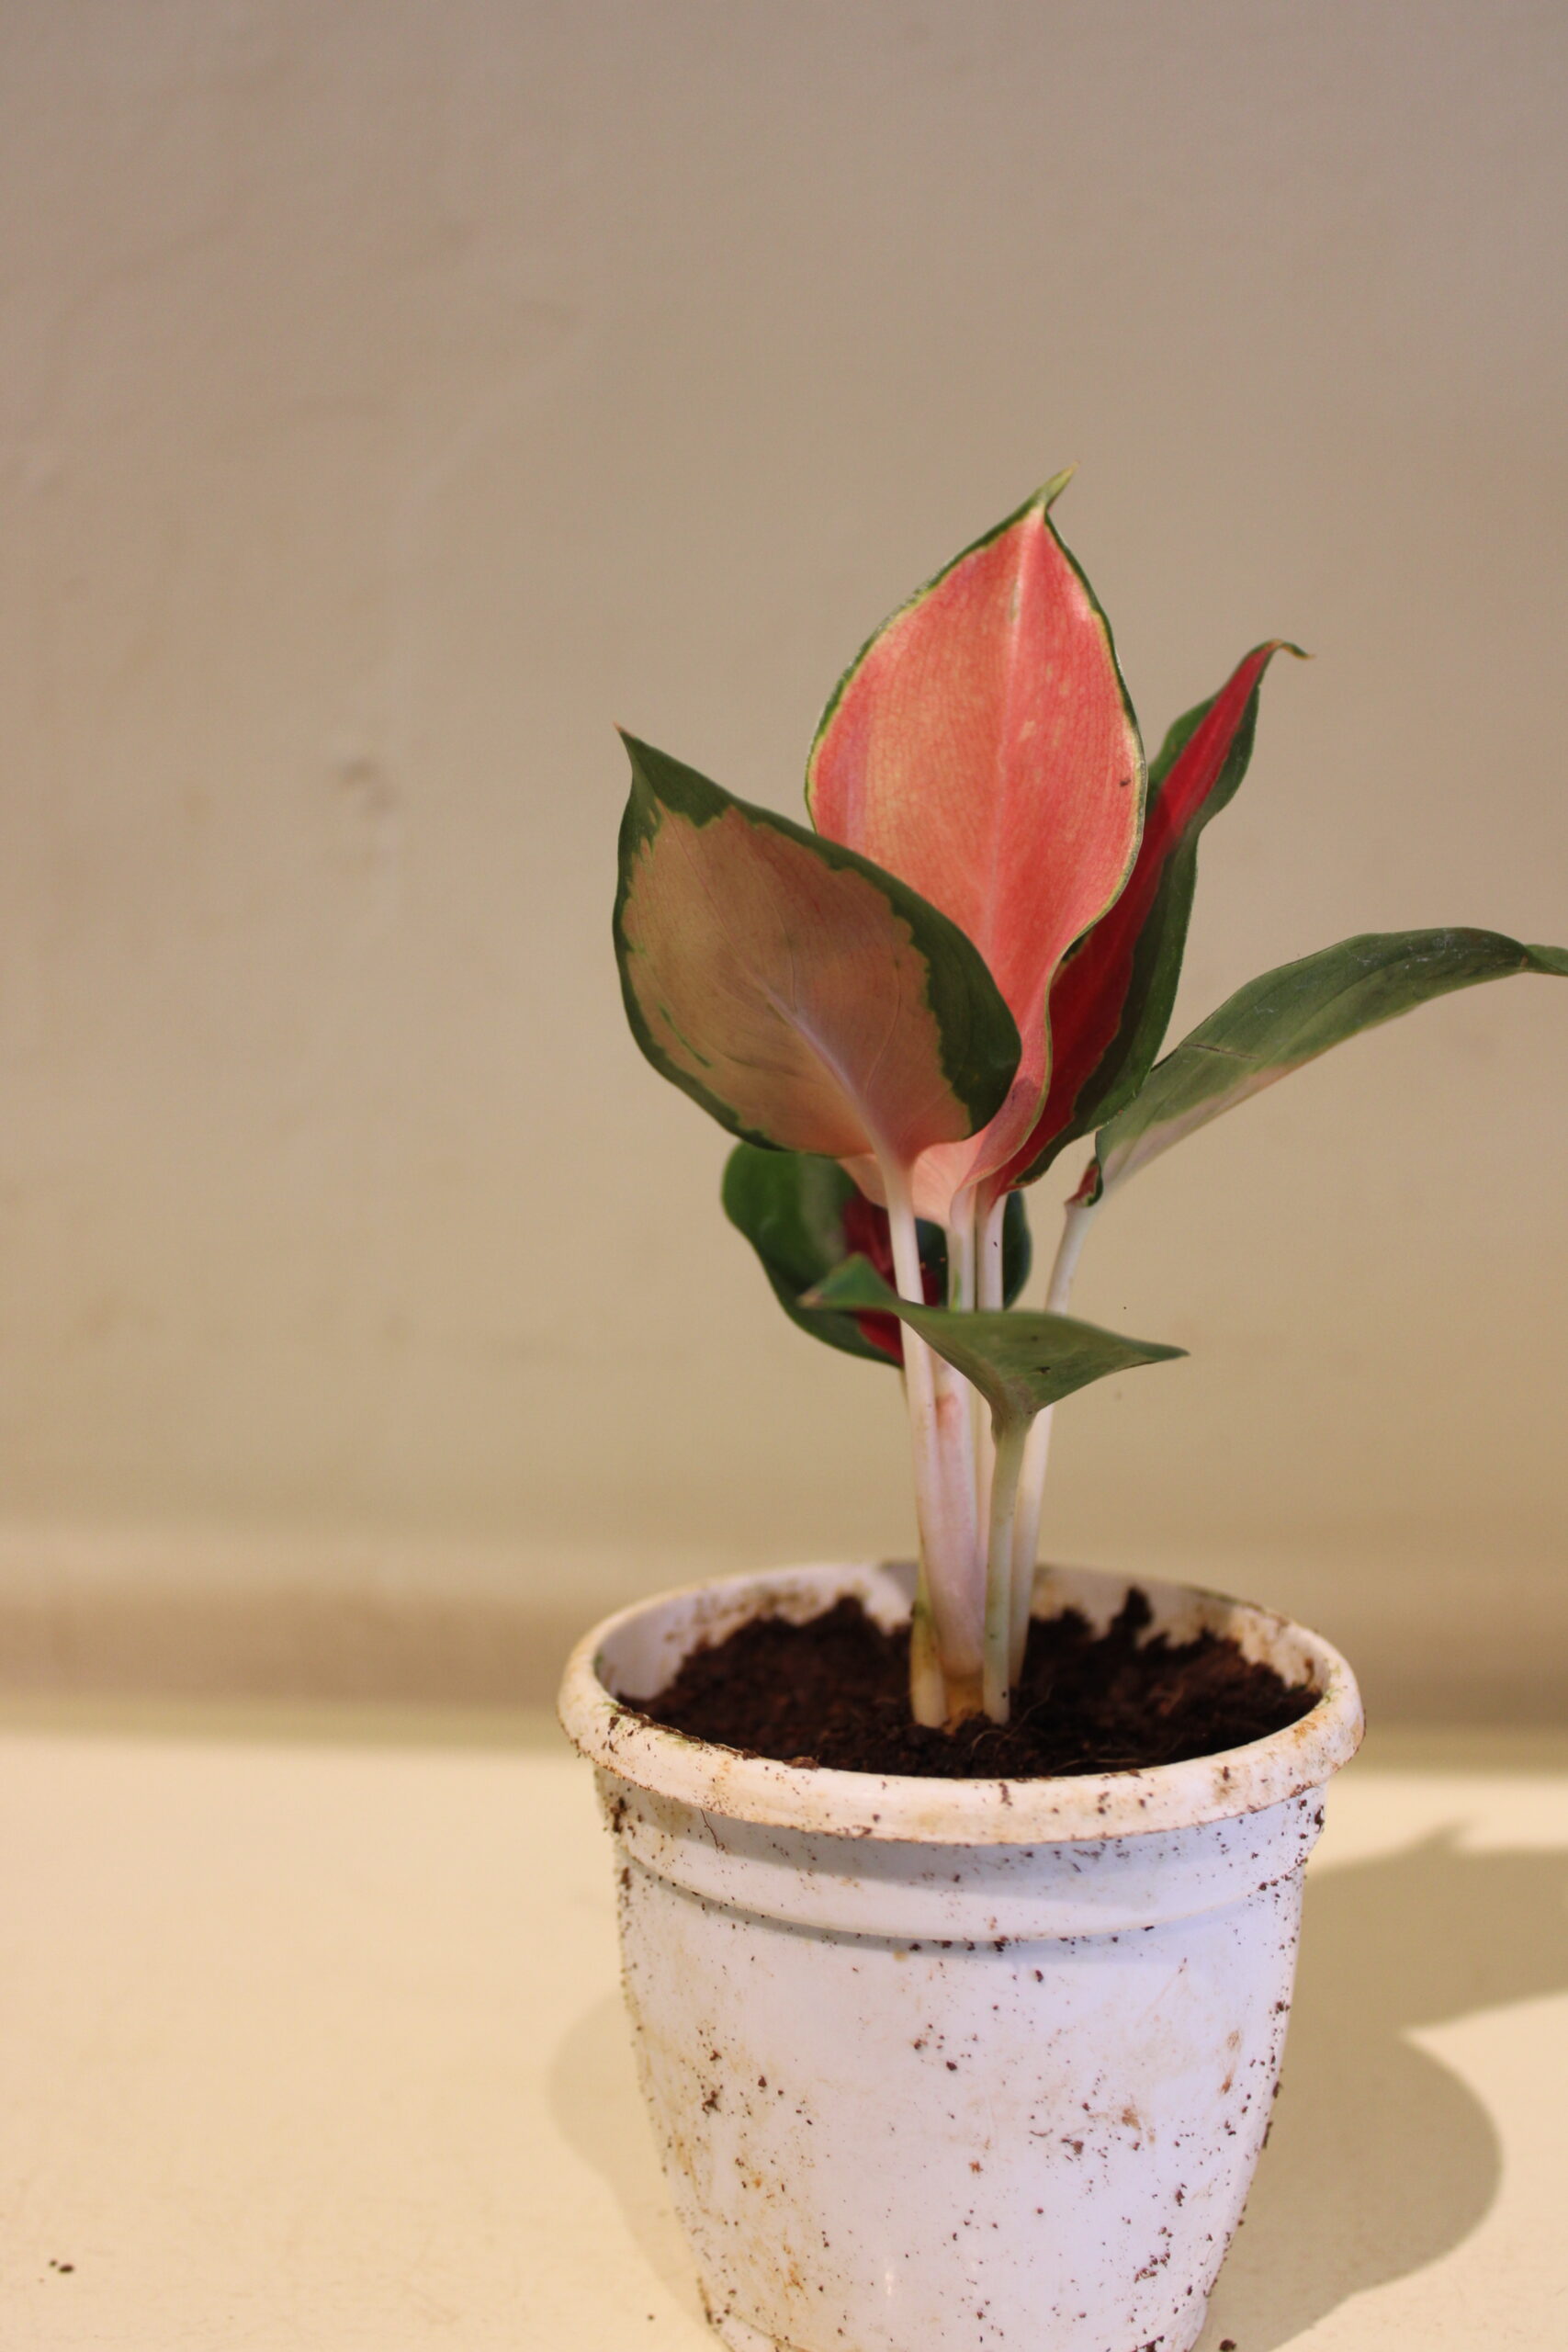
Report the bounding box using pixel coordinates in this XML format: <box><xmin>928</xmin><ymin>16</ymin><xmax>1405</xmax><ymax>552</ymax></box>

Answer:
<box><xmin>615</xmin><ymin>734</ymin><xmax>1020</xmax><ymax>1177</ymax></box>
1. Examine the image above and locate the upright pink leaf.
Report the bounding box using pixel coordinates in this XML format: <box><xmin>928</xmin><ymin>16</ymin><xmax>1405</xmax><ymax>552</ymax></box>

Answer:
<box><xmin>807</xmin><ymin>480</ymin><xmax>1145</xmax><ymax>1223</ymax></box>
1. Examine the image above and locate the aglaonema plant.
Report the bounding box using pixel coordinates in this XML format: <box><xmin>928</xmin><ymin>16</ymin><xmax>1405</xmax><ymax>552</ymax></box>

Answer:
<box><xmin>615</xmin><ymin>476</ymin><xmax>1567</xmax><ymax>1732</ymax></box>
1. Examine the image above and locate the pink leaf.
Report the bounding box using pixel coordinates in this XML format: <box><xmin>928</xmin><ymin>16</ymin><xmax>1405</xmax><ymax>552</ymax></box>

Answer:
<box><xmin>807</xmin><ymin>478</ymin><xmax>1144</xmax><ymax>1222</ymax></box>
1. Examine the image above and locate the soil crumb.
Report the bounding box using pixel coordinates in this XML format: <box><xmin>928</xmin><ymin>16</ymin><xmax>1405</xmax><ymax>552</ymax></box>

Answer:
<box><xmin>628</xmin><ymin>1589</ymin><xmax>1316</xmax><ymax>1778</ymax></box>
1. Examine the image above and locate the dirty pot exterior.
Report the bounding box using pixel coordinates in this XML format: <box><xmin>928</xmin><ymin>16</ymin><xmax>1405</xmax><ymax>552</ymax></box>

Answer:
<box><xmin>558</xmin><ymin>1561</ymin><xmax>1363</xmax><ymax>2352</ymax></box>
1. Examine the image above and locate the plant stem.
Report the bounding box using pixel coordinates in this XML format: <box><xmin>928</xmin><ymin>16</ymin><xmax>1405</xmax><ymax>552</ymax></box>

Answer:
<box><xmin>1008</xmin><ymin>1427</ymin><xmax>1048</xmax><ymax>1684</ymax></box>
<box><xmin>908</xmin><ymin>1568</ymin><xmax>947</xmax><ymax>1727</ymax></box>
<box><xmin>971</xmin><ymin>1188</ymin><xmax>1010</xmax><ymax>1559</ymax></box>
<box><xmin>982</xmin><ymin>1414</ymin><xmax>1030</xmax><ymax>1723</ymax></box>
<box><xmin>1009</xmin><ymin>1193</ymin><xmax>1100</xmax><ymax>1677</ymax></box>
<box><xmin>948</xmin><ymin>1199</ymin><xmax>977</xmax><ymax>1311</ymax></box>
<box><xmin>1045</xmin><ymin>1193</ymin><xmax>1099</xmax><ymax>1316</ymax></box>
<box><xmin>883</xmin><ymin>1163</ymin><xmax>983</xmax><ymax>1720</ymax></box>
<box><xmin>948</xmin><ymin>1191</ymin><xmax>991</xmax><ymax>1547</ymax></box>
<box><xmin>976</xmin><ymin>1190</ymin><xmax>1008</xmax><ymax>1313</ymax></box>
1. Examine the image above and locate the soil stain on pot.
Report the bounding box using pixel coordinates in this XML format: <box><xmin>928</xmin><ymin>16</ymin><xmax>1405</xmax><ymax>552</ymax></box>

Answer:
<box><xmin>628</xmin><ymin>1589</ymin><xmax>1314</xmax><ymax>1778</ymax></box>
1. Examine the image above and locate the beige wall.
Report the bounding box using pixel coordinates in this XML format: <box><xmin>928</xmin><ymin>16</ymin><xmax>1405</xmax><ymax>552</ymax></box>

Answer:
<box><xmin>2</xmin><ymin>1</ymin><xmax>1564</xmax><ymax>1713</ymax></box>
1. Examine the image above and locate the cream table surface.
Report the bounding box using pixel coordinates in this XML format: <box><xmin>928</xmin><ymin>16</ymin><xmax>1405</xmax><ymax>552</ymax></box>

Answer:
<box><xmin>2</xmin><ymin>1702</ymin><xmax>1564</xmax><ymax>2352</ymax></box>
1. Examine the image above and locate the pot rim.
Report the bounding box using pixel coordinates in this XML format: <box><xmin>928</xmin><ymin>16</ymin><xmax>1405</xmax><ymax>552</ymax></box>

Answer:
<box><xmin>558</xmin><ymin>1559</ymin><xmax>1365</xmax><ymax>1844</ymax></box>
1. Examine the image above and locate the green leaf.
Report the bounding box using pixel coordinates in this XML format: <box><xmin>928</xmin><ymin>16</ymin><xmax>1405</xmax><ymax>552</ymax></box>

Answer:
<box><xmin>722</xmin><ymin>1148</ymin><xmax>893</xmax><ymax>1364</ymax></box>
<box><xmin>803</xmin><ymin>1257</ymin><xmax>1185</xmax><ymax>1428</ymax></box>
<box><xmin>1094</xmin><ymin>928</ymin><xmax>1568</xmax><ymax>1196</ymax></box>
<box><xmin>615</xmin><ymin>734</ymin><xmax>1021</xmax><ymax>1176</ymax></box>
<box><xmin>722</xmin><ymin>1145</ymin><xmax>1032</xmax><ymax>1367</ymax></box>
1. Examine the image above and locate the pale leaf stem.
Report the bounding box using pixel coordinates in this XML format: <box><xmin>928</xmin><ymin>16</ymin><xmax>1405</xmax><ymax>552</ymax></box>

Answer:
<box><xmin>983</xmin><ymin>1415</ymin><xmax>1030</xmax><ymax>1724</ymax></box>
<box><xmin>1010</xmin><ymin>1193</ymin><xmax>1101</xmax><ymax>1676</ymax></box>
<box><xmin>883</xmin><ymin>1161</ymin><xmax>982</xmax><ymax>1718</ymax></box>
<box><xmin>947</xmin><ymin>1191</ymin><xmax>990</xmax><ymax>1540</ymax></box>
<box><xmin>973</xmin><ymin>1188</ymin><xmax>1009</xmax><ymax>1588</ymax></box>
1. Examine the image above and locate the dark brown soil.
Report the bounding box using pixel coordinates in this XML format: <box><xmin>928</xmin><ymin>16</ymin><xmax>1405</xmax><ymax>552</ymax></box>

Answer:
<box><xmin>627</xmin><ymin>1589</ymin><xmax>1316</xmax><ymax>1779</ymax></box>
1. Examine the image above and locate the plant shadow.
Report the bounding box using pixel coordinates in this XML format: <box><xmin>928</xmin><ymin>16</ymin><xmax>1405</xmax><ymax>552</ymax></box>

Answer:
<box><xmin>1201</xmin><ymin>1828</ymin><xmax>1568</xmax><ymax>2347</ymax></box>
<box><xmin>549</xmin><ymin>1830</ymin><xmax>1568</xmax><ymax>2348</ymax></box>
<box><xmin>548</xmin><ymin>1988</ymin><xmax>713</xmax><ymax>2330</ymax></box>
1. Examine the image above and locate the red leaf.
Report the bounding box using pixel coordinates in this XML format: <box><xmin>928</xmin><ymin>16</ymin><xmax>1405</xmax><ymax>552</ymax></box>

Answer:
<box><xmin>994</xmin><ymin>641</ymin><xmax>1293</xmax><ymax>1193</ymax></box>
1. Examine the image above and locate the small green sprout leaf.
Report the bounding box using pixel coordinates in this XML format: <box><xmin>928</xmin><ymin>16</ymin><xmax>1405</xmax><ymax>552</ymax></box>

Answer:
<box><xmin>803</xmin><ymin>1257</ymin><xmax>1185</xmax><ymax>1430</ymax></box>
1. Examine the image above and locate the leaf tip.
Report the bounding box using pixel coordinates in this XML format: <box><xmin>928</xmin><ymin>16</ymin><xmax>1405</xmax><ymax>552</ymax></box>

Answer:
<box><xmin>1038</xmin><ymin>463</ymin><xmax>1077</xmax><ymax>514</ymax></box>
<box><xmin>1067</xmin><ymin>1157</ymin><xmax>1101</xmax><ymax>1207</ymax></box>
<box><xmin>1247</xmin><ymin>639</ymin><xmax>1310</xmax><ymax>671</ymax></box>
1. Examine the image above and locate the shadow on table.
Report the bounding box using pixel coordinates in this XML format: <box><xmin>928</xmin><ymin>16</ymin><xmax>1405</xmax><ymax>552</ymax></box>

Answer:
<box><xmin>548</xmin><ymin>1989</ymin><xmax>712</xmax><ymax>2329</ymax></box>
<box><xmin>1203</xmin><ymin>1828</ymin><xmax>1568</xmax><ymax>2348</ymax></box>
<box><xmin>549</xmin><ymin>1830</ymin><xmax>1568</xmax><ymax>2349</ymax></box>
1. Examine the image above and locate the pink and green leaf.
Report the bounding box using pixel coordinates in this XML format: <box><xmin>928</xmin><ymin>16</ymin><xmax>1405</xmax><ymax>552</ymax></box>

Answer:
<box><xmin>1091</xmin><ymin>928</ymin><xmax>1568</xmax><ymax>1198</ymax></box>
<box><xmin>998</xmin><ymin>641</ymin><xmax>1301</xmax><ymax>1191</ymax></box>
<box><xmin>806</xmin><ymin>479</ymin><xmax>1145</xmax><ymax>1214</ymax></box>
<box><xmin>805</xmin><ymin>1257</ymin><xmax>1184</xmax><ymax>1430</ymax></box>
<box><xmin>615</xmin><ymin>733</ymin><xmax>1021</xmax><ymax>1174</ymax></box>
<box><xmin>722</xmin><ymin>1143</ymin><xmax>1032</xmax><ymax>1367</ymax></box>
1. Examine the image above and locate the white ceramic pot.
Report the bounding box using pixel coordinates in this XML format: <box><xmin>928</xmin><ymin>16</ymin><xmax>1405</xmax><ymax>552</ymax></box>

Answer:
<box><xmin>558</xmin><ymin>1560</ymin><xmax>1363</xmax><ymax>2352</ymax></box>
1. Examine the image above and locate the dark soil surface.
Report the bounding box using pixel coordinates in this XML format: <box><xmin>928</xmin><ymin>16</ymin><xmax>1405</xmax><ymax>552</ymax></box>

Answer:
<box><xmin>628</xmin><ymin>1589</ymin><xmax>1317</xmax><ymax>1779</ymax></box>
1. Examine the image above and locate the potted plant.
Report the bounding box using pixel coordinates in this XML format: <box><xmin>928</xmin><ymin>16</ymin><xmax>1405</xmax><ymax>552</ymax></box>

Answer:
<box><xmin>558</xmin><ymin>477</ymin><xmax>1565</xmax><ymax>2352</ymax></box>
